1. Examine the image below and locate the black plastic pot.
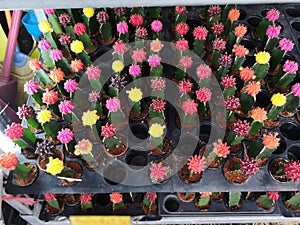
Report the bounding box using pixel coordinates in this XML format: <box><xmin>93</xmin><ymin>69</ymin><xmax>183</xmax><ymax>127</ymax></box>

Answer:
<box><xmin>280</xmin><ymin>122</ymin><xmax>300</xmax><ymax>141</ymax></box>
<box><xmin>103</xmin><ymin>161</ymin><xmax>127</xmax><ymax>185</ymax></box>
<box><xmin>125</xmin><ymin>148</ymin><xmax>149</xmax><ymax>170</ymax></box>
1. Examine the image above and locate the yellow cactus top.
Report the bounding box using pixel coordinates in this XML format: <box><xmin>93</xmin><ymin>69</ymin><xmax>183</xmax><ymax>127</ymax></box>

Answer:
<box><xmin>82</xmin><ymin>110</ymin><xmax>99</xmax><ymax>126</ymax></box>
<box><xmin>112</xmin><ymin>60</ymin><xmax>124</xmax><ymax>73</ymax></box>
<box><xmin>271</xmin><ymin>93</ymin><xmax>286</xmax><ymax>107</ymax></box>
<box><xmin>83</xmin><ymin>8</ymin><xmax>95</xmax><ymax>18</ymax></box>
<box><xmin>46</xmin><ymin>157</ymin><xmax>64</xmax><ymax>175</ymax></box>
<box><xmin>126</xmin><ymin>87</ymin><xmax>143</xmax><ymax>102</ymax></box>
<box><xmin>38</xmin><ymin>21</ymin><xmax>53</xmax><ymax>33</ymax></box>
<box><xmin>149</xmin><ymin>123</ymin><xmax>165</xmax><ymax>138</ymax></box>
<box><xmin>255</xmin><ymin>51</ymin><xmax>271</xmax><ymax>64</ymax></box>
<box><xmin>70</xmin><ymin>40</ymin><xmax>84</xmax><ymax>54</ymax></box>
<box><xmin>36</xmin><ymin>110</ymin><xmax>51</xmax><ymax>124</ymax></box>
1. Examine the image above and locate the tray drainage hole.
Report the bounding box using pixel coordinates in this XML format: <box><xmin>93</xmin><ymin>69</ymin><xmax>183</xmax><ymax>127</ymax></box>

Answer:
<box><xmin>125</xmin><ymin>148</ymin><xmax>148</xmax><ymax>170</ymax></box>
<box><xmin>164</xmin><ymin>196</ymin><xmax>180</xmax><ymax>212</ymax></box>
<box><xmin>103</xmin><ymin>161</ymin><xmax>127</xmax><ymax>185</ymax></box>
<box><xmin>239</xmin><ymin>9</ymin><xmax>247</xmax><ymax>20</ymax></box>
<box><xmin>247</xmin><ymin>16</ymin><xmax>261</xmax><ymax>28</ymax></box>
<box><xmin>292</xmin><ymin>22</ymin><xmax>300</xmax><ymax>32</ymax></box>
<box><xmin>187</xmin><ymin>18</ymin><xmax>202</xmax><ymax>31</ymax></box>
<box><xmin>280</xmin><ymin>122</ymin><xmax>300</xmax><ymax>141</ymax></box>
<box><xmin>261</xmin><ymin>9</ymin><xmax>271</xmax><ymax>17</ymax></box>
<box><xmin>287</xmin><ymin>144</ymin><xmax>300</xmax><ymax>161</ymax></box>
<box><xmin>243</xmin><ymin>55</ymin><xmax>256</xmax><ymax>67</ymax></box>
<box><xmin>286</xmin><ymin>8</ymin><xmax>300</xmax><ymax>17</ymax></box>
<box><xmin>129</xmin><ymin>123</ymin><xmax>149</xmax><ymax>143</ymax></box>
<box><xmin>254</xmin><ymin>90</ymin><xmax>271</xmax><ymax>108</ymax></box>
<box><xmin>273</xmin><ymin>135</ymin><xmax>286</xmax><ymax>155</ymax></box>
<box><xmin>282</xmin><ymin>54</ymin><xmax>296</xmax><ymax>63</ymax></box>
<box><xmin>95</xmin><ymin>193</ymin><xmax>110</xmax><ymax>206</ymax></box>
<box><xmin>199</xmin><ymin>124</ymin><xmax>212</xmax><ymax>144</ymax></box>
<box><xmin>177</xmin><ymin>134</ymin><xmax>199</xmax><ymax>155</ymax></box>
<box><xmin>240</xmin><ymin>39</ymin><xmax>254</xmax><ymax>51</ymax></box>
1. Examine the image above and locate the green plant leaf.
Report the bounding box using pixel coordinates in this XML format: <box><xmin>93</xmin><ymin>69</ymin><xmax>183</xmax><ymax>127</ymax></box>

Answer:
<box><xmin>198</xmin><ymin>196</ymin><xmax>210</xmax><ymax>206</ymax></box>
<box><xmin>270</xmin><ymin>48</ymin><xmax>284</xmax><ymax>71</ymax></box>
<box><xmin>14</xmin><ymin>163</ymin><xmax>31</xmax><ymax>179</ymax></box>
<box><xmin>285</xmin><ymin>94</ymin><xmax>300</xmax><ymax>113</ymax></box>
<box><xmin>248</xmin><ymin>139</ymin><xmax>263</xmax><ymax>158</ymax></box>
<box><xmin>100</xmin><ymin>23</ymin><xmax>112</xmax><ymax>42</ymax></box>
<box><xmin>255</xmin><ymin>18</ymin><xmax>272</xmax><ymax>40</ymax></box>
<box><xmin>268</xmin><ymin>106</ymin><xmax>283</xmax><ymax>121</ymax></box>
<box><xmin>286</xmin><ymin>193</ymin><xmax>300</xmax><ymax>208</ymax></box>
<box><xmin>57</xmin><ymin>167</ymin><xmax>76</xmax><ymax>178</ymax></box>
<box><xmin>257</xmin><ymin>195</ymin><xmax>274</xmax><ymax>208</ymax></box>
<box><xmin>240</xmin><ymin>93</ymin><xmax>254</xmax><ymax>114</ymax></box>
<box><xmin>264</xmin><ymin>37</ymin><xmax>279</xmax><ymax>53</ymax></box>
<box><xmin>229</xmin><ymin>192</ymin><xmax>241</xmax><ymax>207</ymax></box>
<box><xmin>249</xmin><ymin>121</ymin><xmax>263</xmax><ymax>135</ymax></box>
<box><xmin>253</xmin><ymin>63</ymin><xmax>269</xmax><ymax>80</ymax></box>
<box><xmin>231</xmin><ymin>136</ymin><xmax>244</xmax><ymax>146</ymax></box>
<box><xmin>47</xmin><ymin>199</ymin><xmax>60</xmax><ymax>209</ymax></box>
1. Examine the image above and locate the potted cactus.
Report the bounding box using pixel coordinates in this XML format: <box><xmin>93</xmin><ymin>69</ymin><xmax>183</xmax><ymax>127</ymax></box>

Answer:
<box><xmin>256</xmin><ymin>192</ymin><xmax>279</xmax><ymax>210</ymax></box>
<box><xmin>227</xmin><ymin>192</ymin><xmax>242</xmax><ymax>210</ymax></box>
<box><xmin>0</xmin><ymin>152</ymin><xmax>38</xmax><ymax>186</ymax></box>
<box><xmin>245</xmin><ymin>132</ymin><xmax>280</xmax><ymax>167</ymax></box>
<box><xmin>141</xmin><ymin>192</ymin><xmax>157</xmax><ymax>214</ymax></box>
<box><xmin>44</xmin><ymin>194</ymin><xmax>65</xmax><ymax>215</ymax></box>
<box><xmin>79</xmin><ymin>193</ymin><xmax>95</xmax><ymax>214</ymax></box>
<box><xmin>223</xmin><ymin>157</ymin><xmax>259</xmax><ymax>184</ymax></box>
<box><xmin>147</xmin><ymin>123</ymin><xmax>169</xmax><ymax>155</ymax></box>
<box><xmin>110</xmin><ymin>192</ymin><xmax>126</xmax><ymax>214</ymax></box>
<box><xmin>149</xmin><ymin>161</ymin><xmax>171</xmax><ymax>184</ymax></box>
<box><xmin>284</xmin><ymin>192</ymin><xmax>300</xmax><ymax>211</ymax></box>
<box><xmin>195</xmin><ymin>192</ymin><xmax>211</xmax><ymax>211</ymax></box>
<box><xmin>101</xmin><ymin>123</ymin><xmax>128</xmax><ymax>157</ymax></box>
<box><xmin>207</xmin><ymin>140</ymin><xmax>230</xmax><ymax>168</ymax></box>
<box><xmin>179</xmin><ymin>155</ymin><xmax>206</xmax><ymax>184</ymax></box>
<box><xmin>5</xmin><ymin>122</ymin><xmax>38</xmax><ymax>159</ymax></box>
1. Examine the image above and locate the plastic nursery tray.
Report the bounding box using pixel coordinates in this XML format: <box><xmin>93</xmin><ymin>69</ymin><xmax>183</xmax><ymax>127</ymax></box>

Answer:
<box><xmin>6</xmin><ymin>5</ymin><xmax>300</xmax><ymax>195</ymax></box>
<box><xmin>38</xmin><ymin>193</ymin><xmax>158</xmax><ymax>222</ymax></box>
<box><xmin>158</xmin><ymin>192</ymin><xmax>281</xmax><ymax>216</ymax></box>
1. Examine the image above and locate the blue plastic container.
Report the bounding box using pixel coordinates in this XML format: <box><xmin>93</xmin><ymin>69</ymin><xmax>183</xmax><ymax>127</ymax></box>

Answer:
<box><xmin>22</xmin><ymin>11</ymin><xmax>41</xmax><ymax>41</ymax></box>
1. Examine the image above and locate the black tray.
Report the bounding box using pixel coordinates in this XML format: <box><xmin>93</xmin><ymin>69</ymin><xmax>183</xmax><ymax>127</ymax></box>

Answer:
<box><xmin>158</xmin><ymin>192</ymin><xmax>281</xmax><ymax>216</ymax></box>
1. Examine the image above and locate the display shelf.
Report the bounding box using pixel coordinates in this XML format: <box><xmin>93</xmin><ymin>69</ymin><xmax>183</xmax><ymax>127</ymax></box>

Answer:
<box><xmin>1</xmin><ymin>0</ymin><xmax>300</xmax><ymax>10</ymax></box>
<box><xmin>3</xmin><ymin>3</ymin><xmax>300</xmax><ymax>224</ymax></box>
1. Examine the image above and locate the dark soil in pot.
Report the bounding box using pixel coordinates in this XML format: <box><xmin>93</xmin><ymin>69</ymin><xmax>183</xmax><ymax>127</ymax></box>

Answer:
<box><xmin>64</xmin><ymin>194</ymin><xmax>80</xmax><ymax>206</ymax></box>
<box><xmin>269</xmin><ymin>158</ymin><xmax>291</xmax><ymax>183</ymax></box>
<box><xmin>124</xmin><ymin>193</ymin><xmax>143</xmax><ymax>204</ymax></box>
<box><xmin>223</xmin><ymin>157</ymin><xmax>249</xmax><ymax>184</ymax></box>
<box><xmin>211</xmin><ymin>192</ymin><xmax>224</xmax><ymax>201</ymax></box>
<box><xmin>21</xmin><ymin>147</ymin><xmax>38</xmax><ymax>159</ymax></box>
<box><xmin>178</xmin><ymin>164</ymin><xmax>203</xmax><ymax>184</ymax></box>
<box><xmin>141</xmin><ymin>201</ymin><xmax>157</xmax><ymax>215</ymax></box>
<box><xmin>177</xmin><ymin>192</ymin><xmax>195</xmax><ymax>203</ymax></box>
<box><xmin>95</xmin><ymin>193</ymin><xmax>110</xmax><ymax>206</ymax></box>
<box><xmin>103</xmin><ymin>134</ymin><xmax>128</xmax><ymax>157</ymax></box>
<box><xmin>129</xmin><ymin>101</ymin><xmax>149</xmax><ymax>120</ymax></box>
